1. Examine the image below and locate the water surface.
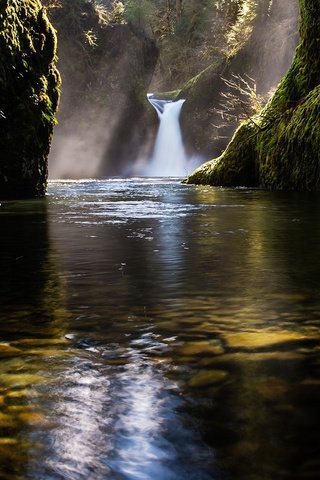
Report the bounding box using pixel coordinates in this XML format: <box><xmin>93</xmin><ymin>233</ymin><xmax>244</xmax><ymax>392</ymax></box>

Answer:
<box><xmin>1</xmin><ymin>179</ymin><xmax>320</xmax><ymax>480</ymax></box>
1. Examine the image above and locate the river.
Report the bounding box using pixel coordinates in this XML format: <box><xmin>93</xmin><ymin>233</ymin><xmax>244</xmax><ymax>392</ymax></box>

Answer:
<box><xmin>0</xmin><ymin>178</ymin><xmax>320</xmax><ymax>480</ymax></box>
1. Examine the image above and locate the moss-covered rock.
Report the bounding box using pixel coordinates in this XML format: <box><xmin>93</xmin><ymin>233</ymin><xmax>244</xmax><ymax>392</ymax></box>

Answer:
<box><xmin>185</xmin><ymin>0</ymin><xmax>320</xmax><ymax>191</ymax></box>
<box><xmin>0</xmin><ymin>0</ymin><xmax>60</xmax><ymax>199</ymax></box>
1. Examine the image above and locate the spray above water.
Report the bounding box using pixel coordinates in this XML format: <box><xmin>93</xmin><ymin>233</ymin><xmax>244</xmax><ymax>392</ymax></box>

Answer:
<box><xmin>143</xmin><ymin>95</ymin><xmax>188</xmax><ymax>177</ymax></box>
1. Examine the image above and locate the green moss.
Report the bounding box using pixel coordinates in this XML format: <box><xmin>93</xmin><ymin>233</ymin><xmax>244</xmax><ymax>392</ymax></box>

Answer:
<box><xmin>184</xmin><ymin>120</ymin><xmax>258</xmax><ymax>186</ymax></box>
<box><xmin>0</xmin><ymin>0</ymin><xmax>60</xmax><ymax>199</ymax></box>
<box><xmin>257</xmin><ymin>86</ymin><xmax>320</xmax><ymax>190</ymax></box>
<box><xmin>186</xmin><ymin>0</ymin><xmax>320</xmax><ymax>191</ymax></box>
<box><xmin>151</xmin><ymin>90</ymin><xmax>181</xmax><ymax>100</ymax></box>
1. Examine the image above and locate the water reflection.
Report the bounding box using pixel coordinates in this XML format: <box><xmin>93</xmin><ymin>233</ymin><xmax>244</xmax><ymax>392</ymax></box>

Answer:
<box><xmin>1</xmin><ymin>180</ymin><xmax>320</xmax><ymax>479</ymax></box>
<box><xmin>35</xmin><ymin>334</ymin><xmax>214</xmax><ymax>480</ymax></box>
<box><xmin>0</xmin><ymin>198</ymin><xmax>70</xmax><ymax>480</ymax></box>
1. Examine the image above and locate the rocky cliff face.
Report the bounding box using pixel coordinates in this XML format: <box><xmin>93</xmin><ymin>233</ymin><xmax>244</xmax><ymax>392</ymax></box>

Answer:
<box><xmin>185</xmin><ymin>0</ymin><xmax>320</xmax><ymax>191</ymax></box>
<box><xmin>180</xmin><ymin>0</ymin><xmax>299</xmax><ymax>161</ymax></box>
<box><xmin>0</xmin><ymin>0</ymin><xmax>60</xmax><ymax>199</ymax></box>
<box><xmin>47</xmin><ymin>2</ymin><xmax>158</xmax><ymax>178</ymax></box>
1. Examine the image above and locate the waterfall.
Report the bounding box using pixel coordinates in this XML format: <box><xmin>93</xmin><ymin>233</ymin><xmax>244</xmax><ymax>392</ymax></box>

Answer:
<box><xmin>144</xmin><ymin>95</ymin><xmax>187</xmax><ymax>177</ymax></box>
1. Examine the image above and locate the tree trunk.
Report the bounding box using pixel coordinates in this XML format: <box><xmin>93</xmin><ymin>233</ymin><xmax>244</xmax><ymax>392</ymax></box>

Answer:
<box><xmin>185</xmin><ymin>0</ymin><xmax>320</xmax><ymax>191</ymax></box>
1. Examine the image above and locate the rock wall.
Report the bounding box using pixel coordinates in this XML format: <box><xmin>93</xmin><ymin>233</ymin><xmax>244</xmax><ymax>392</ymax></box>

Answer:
<box><xmin>186</xmin><ymin>0</ymin><xmax>320</xmax><ymax>191</ymax></box>
<box><xmin>0</xmin><ymin>0</ymin><xmax>60</xmax><ymax>199</ymax></box>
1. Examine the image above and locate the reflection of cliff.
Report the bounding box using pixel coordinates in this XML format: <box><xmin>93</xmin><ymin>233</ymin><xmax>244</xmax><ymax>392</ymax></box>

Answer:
<box><xmin>0</xmin><ymin>199</ymin><xmax>67</xmax><ymax>337</ymax></box>
<box><xmin>48</xmin><ymin>3</ymin><xmax>158</xmax><ymax>179</ymax></box>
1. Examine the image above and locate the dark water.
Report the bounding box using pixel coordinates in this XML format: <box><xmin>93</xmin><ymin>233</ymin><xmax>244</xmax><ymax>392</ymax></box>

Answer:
<box><xmin>1</xmin><ymin>179</ymin><xmax>320</xmax><ymax>480</ymax></box>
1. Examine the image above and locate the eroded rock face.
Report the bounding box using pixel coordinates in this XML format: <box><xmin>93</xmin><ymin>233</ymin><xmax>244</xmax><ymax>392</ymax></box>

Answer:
<box><xmin>0</xmin><ymin>0</ymin><xmax>60</xmax><ymax>199</ymax></box>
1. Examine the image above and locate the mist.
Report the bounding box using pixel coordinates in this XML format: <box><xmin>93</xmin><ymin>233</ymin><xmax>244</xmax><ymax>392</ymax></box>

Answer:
<box><xmin>48</xmin><ymin>17</ymin><xmax>158</xmax><ymax>180</ymax></box>
<box><xmin>251</xmin><ymin>0</ymin><xmax>299</xmax><ymax>94</ymax></box>
<box><xmin>49</xmin><ymin>102</ymin><xmax>119</xmax><ymax>179</ymax></box>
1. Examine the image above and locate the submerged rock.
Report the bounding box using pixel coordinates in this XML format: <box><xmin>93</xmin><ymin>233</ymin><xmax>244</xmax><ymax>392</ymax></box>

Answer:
<box><xmin>0</xmin><ymin>343</ymin><xmax>21</xmax><ymax>357</ymax></box>
<box><xmin>224</xmin><ymin>330</ymin><xmax>308</xmax><ymax>350</ymax></box>
<box><xmin>188</xmin><ymin>369</ymin><xmax>228</xmax><ymax>388</ymax></box>
<box><xmin>0</xmin><ymin>0</ymin><xmax>60</xmax><ymax>199</ymax></box>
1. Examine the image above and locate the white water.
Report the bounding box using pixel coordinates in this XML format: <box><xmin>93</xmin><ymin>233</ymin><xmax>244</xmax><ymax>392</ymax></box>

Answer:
<box><xmin>144</xmin><ymin>95</ymin><xmax>188</xmax><ymax>177</ymax></box>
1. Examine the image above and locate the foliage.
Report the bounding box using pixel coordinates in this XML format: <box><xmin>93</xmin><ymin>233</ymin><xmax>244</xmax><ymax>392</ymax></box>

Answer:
<box><xmin>44</xmin><ymin>0</ymin><xmax>258</xmax><ymax>89</ymax></box>
<box><xmin>72</xmin><ymin>0</ymin><xmax>246</xmax><ymax>88</ymax></box>
<box><xmin>227</xmin><ymin>0</ymin><xmax>259</xmax><ymax>53</ymax></box>
<box><xmin>149</xmin><ymin>0</ymin><xmax>246</xmax><ymax>88</ymax></box>
<box><xmin>124</xmin><ymin>0</ymin><xmax>156</xmax><ymax>33</ymax></box>
<box><xmin>110</xmin><ymin>1</ymin><xmax>126</xmax><ymax>23</ymax></box>
<box><xmin>217</xmin><ymin>73</ymin><xmax>266</xmax><ymax>124</ymax></box>
<box><xmin>43</xmin><ymin>0</ymin><xmax>111</xmax><ymax>50</ymax></box>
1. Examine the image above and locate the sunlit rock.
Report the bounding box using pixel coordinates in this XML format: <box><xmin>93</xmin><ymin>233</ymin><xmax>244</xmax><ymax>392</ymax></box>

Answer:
<box><xmin>224</xmin><ymin>330</ymin><xmax>308</xmax><ymax>349</ymax></box>
<box><xmin>1</xmin><ymin>374</ymin><xmax>45</xmax><ymax>388</ymax></box>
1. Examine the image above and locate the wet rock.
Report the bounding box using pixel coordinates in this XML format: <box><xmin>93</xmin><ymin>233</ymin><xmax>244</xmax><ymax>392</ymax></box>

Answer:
<box><xmin>0</xmin><ymin>344</ymin><xmax>21</xmax><ymax>357</ymax></box>
<box><xmin>255</xmin><ymin>378</ymin><xmax>289</xmax><ymax>400</ymax></box>
<box><xmin>224</xmin><ymin>330</ymin><xmax>308</xmax><ymax>350</ymax></box>
<box><xmin>5</xmin><ymin>390</ymin><xmax>30</xmax><ymax>400</ymax></box>
<box><xmin>27</xmin><ymin>348</ymin><xmax>70</xmax><ymax>357</ymax></box>
<box><xmin>1</xmin><ymin>374</ymin><xmax>45</xmax><ymax>388</ymax></box>
<box><xmin>12</xmin><ymin>338</ymin><xmax>69</xmax><ymax>347</ymax></box>
<box><xmin>0</xmin><ymin>413</ymin><xmax>15</xmax><ymax>429</ymax></box>
<box><xmin>0</xmin><ymin>438</ymin><xmax>17</xmax><ymax>445</ymax></box>
<box><xmin>188</xmin><ymin>369</ymin><xmax>228</xmax><ymax>388</ymax></box>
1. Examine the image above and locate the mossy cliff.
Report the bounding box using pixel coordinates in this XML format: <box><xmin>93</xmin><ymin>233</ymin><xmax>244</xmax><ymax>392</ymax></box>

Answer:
<box><xmin>0</xmin><ymin>0</ymin><xmax>60</xmax><ymax>199</ymax></box>
<box><xmin>185</xmin><ymin>0</ymin><xmax>320</xmax><ymax>191</ymax></box>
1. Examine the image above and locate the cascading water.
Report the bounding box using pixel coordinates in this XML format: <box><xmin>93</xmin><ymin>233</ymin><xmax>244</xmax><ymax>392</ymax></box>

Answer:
<box><xmin>144</xmin><ymin>95</ymin><xmax>188</xmax><ymax>177</ymax></box>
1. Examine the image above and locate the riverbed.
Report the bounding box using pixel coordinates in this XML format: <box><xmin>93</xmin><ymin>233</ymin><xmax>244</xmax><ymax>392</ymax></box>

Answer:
<box><xmin>1</xmin><ymin>179</ymin><xmax>320</xmax><ymax>479</ymax></box>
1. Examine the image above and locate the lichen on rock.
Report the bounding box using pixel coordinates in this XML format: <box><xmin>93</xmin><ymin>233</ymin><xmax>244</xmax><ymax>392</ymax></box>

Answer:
<box><xmin>0</xmin><ymin>0</ymin><xmax>60</xmax><ymax>199</ymax></box>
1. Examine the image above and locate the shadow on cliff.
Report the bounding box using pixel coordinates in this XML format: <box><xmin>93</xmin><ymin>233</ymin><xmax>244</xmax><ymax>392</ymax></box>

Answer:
<box><xmin>48</xmin><ymin>2</ymin><xmax>158</xmax><ymax>179</ymax></box>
